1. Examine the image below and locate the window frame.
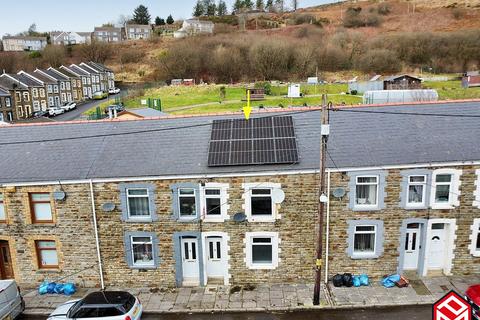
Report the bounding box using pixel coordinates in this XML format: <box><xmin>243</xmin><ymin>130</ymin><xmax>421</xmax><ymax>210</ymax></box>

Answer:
<box><xmin>243</xmin><ymin>183</ymin><xmax>281</xmax><ymax>222</ymax></box>
<box><xmin>348</xmin><ymin>171</ymin><xmax>387</xmax><ymax>211</ymax></box>
<box><xmin>126</xmin><ymin>188</ymin><xmax>150</xmax><ymax>220</ymax></box>
<box><xmin>35</xmin><ymin>240</ymin><xmax>59</xmax><ymax>269</ymax></box>
<box><xmin>353</xmin><ymin>225</ymin><xmax>376</xmax><ymax>257</ymax></box>
<box><xmin>347</xmin><ymin>220</ymin><xmax>384</xmax><ymax>259</ymax></box>
<box><xmin>130</xmin><ymin>235</ymin><xmax>154</xmax><ymax>267</ymax></box>
<box><xmin>201</xmin><ymin>183</ymin><xmax>229</xmax><ymax>222</ymax></box>
<box><xmin>474</xmin><ymin>169</ymin><xmax>480</xmax><ymax>209</ymax></box>
<box><xmin>178</xmin><ymin>188</ymin><xmax>197</xmax><ymax>219</ymax></box>
<box><xmin>0</xmin><ymin>194</ymin><xmax>6</xmax><ymax>223</ymax></box>
<box><xmin>124</xmin><ymin>231</ymin><xmax>159</xmax><ymax>269</ymax></box>
<box><xmin>119</xmin><ymin>183</ymin><xmax>156</xmax><ymax>222</ymax></box>
<box><xmin>354</xmin><ymin>175</ymin><xmax>379</xmax><ymax>209</ymax></box>
<box><xmin>430</xmin><ymin>169</ymin><xmax>462</xmax><ymax>209</ymax></box>
<box><xmin>245</xmin><ymin>232</ymin><xmax>279</xmax><ymax>270</ymax></box>
<box><xmin>470</xmin><ymin>218</ymin><xmax>480</xmax><ymax>257</ymax></box>
<box><xmin>29</xmin><ymin>193</ymin><xmax>53</xmax><ymax>224</ymax></box>
<box><xmin>406</xmin><ymin>175</ymin><xmax>427</xmax><ymax>208</ymax></box>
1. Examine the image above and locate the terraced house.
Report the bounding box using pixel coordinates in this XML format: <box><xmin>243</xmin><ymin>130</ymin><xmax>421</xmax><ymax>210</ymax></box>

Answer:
<box><xmin>25</xmin><ymin>70</ymin><xmax>61</xmax><ymax>107</ymax></box>
<box><xmin>71</xmin><ymin>63</ymin><xmax>101</xmax><ymax>94</ymax></box>
<box><xmin>48</xmin><ymin>67</ymin><xmax>84</xmax><ymax>102</ymax></box>
<box><xmin>0</xmin><ymin>101</ymin><xmax>479</xmax><ymax>290</ymax></box>
<box><xmin>35</xmin><ymin>69</ymin><xmax>72</xmax><ymax>105</ymax></box>
<box><xmin>0</xmin><ymin>87</ymin><xmax>13</xmax><ymax>122</ymax></box>
<box><xmin>63</xmin><ymin>65</ymin><xmax>94</xmax><ymax>99</ymax></box>
<box><xmin>79</xmin><ymin>62</ymin><xmax>109</xmax><ymax>92</ymax></box>
<box><xmin>0</xmin><ymin>76</ymin><xmax>29</xmax><ymax>120</ymax></box>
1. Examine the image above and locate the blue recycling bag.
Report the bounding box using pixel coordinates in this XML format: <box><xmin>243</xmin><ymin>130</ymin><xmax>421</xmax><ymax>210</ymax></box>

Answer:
<box><xmin>46</xmin><ymin>282</ymin><xmax>57</xmax><ymax>294</ymax></box>
<box><xmin>382</xmin><ymin>274</ymin><xmax>401</xmax><ymax>288</ymax></box>
<box><xmin>63</xmin><ymin>283</ymin><xmax>76</xmax><ymax>295</ymax></box>
<box><xmin>352</xmin><ymin>275</ymin><xmax>361</xmax><ymax>287</ymax></box>
<box><xmin>54</xmin><ymin>283</ymin><xmax>65</xmax><ymax>294</ymax></box>
<box><xmin>360</xmin><ymin>274</ymin><xmax>369</xmax><ymax>286</ymax></box>
<box><xmin>38</xmin><ymin>281</ymin><xmax>49</xmax><ymax>295</ymax></box>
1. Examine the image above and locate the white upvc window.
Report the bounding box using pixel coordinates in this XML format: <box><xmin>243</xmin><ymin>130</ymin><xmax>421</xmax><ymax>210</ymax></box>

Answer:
<box><xmin>474</xmin><ymin>169</ymin><xmax>480</xmax><ymax>208</ymax></box>
<box><xmin>470</xmin><ymin>219</ymin><xmax>480</xmax><ymax>257</ymax></box>
<box><xmin>130</xmin><ymin>236</ymin><xmax>154</xmax><ymax>267</ymax></box>
<box><xmin>243</xmin><ymin>183</ymin><xmax>281</xmax><ymax>222</ymax></box>
<box><xmin>66</xmin><ymin>82</ymin><xmax>71</xmax><ymax>90</ymax></box>
<box><xmin>23</xmin><ymin>92</ymin><xmax>30</xmax><ymax>101</ymax></box>
<box><xmin>32</xmin><ymin>88</ymin><xmax>38</xmax><ymax>98</ymax></box>
<box><xmin>0</xmin><ymin>194</ymin><xmax>5</xmax><ymax>222</ymax></box>
<box><xmin>406</xmin><ymin>175</ymin><xmax>427</xmax><ymax>208</ymax></box>
<box><xmin>245</xmin><ymin>232</ymin><xmax>279</xmax><ymax>270</ymax></box>
<box><xmin>54</xmin><ymin>85</ymin><xmax>59</xmax><ymax>93</ymax></box>
<box><xmin>353</xmin><ymin>225</ymin><xmax>376</xmax><ymax>256</ymax></box>
<box><xmin>47</xmin><ymin>85</ymin><xmax>53</xmax><ymax>93</ymax></box>
<box><xmin>39</xmin><ymin>89</ymin><xmax>45</xmax><ymax>98</ymax></box>
<box><xmin>201</xmin><ymin>183</ymin><xmax>229</xmax><ymax>222</ymax></box>
<box><xmin>178</xmin><ymin>188</ymin><xmax>196</xmax><ymax>219</ymax></box>
<box><xmin>431</xmin><ymin>169</ymin><xmax>461</xmax><ymax>209</ymax></box>
<box><xmin>126</xmin><ymin>188</ymin><xmax>150</xmax><ymax>219</ymax></box>
<box><xmin>355</xmin><ymin>176</ymin><xmax>378</xmax><ymax>208</ymax></box>
<box><xmin>5</xmin><ymin>98</ymin><xmax>10</xmax><ymax>107</ymax></box>
<box><xmin>60</xmin><ymin>82</ymin><xmax>65</xmax><ymax>90</ymax></box>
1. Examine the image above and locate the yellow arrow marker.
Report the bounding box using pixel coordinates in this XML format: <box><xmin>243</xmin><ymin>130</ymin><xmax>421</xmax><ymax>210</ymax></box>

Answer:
<box><xmin>243</xmin><ymin>89</ymin><xmax>252</xmax><ymax>120</ymax></box>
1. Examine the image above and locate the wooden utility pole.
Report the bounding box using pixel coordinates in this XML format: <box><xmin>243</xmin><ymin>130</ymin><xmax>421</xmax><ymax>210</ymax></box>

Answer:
<box><xmin>313</xmin><ymin>95</ymin><xmax>329</xmax><ymax>305</ymax></box>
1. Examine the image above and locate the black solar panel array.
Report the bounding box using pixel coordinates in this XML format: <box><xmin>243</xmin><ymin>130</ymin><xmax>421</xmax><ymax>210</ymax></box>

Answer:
<box><xmin>207</xmin><ymin>116</ymin><xmax>299</xmax><ymax>167</ymax></box>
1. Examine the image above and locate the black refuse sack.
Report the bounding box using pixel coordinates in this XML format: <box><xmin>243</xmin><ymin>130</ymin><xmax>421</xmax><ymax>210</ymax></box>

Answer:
<box><xmin>342</xmin><ymin>273</ymin><xmax>353</xmax><ymax>287</ymax></box>
<box><xmin>332</xmin><ymin>274</ymin><xmax>343</xmax><ymax>287</ymax></box>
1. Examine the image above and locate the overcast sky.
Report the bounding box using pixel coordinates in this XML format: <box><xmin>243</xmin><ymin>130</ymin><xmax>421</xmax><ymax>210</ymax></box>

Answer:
<box><xmin>0</xmin><ymin>0</ymin><xmax>338</xmax><ymax>37</ymax></box>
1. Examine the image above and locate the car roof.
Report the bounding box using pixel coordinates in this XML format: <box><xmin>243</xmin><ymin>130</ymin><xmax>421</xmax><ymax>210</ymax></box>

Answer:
<box><xmin>467</xmin><ymin>285</ymin><xmax>480</xmax><ymax>303</ymax></box>
<box><xmin>82</xmin><ymin>291</ymin><xmax>133</xmax><ymax>306</ymax></box>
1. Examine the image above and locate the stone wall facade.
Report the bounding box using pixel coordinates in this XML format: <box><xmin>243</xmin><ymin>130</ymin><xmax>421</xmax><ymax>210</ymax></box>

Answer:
<box><xmin>325</xmin><ymin>165</ymin><xmax>480</xmax><ymax>280</ymax></box>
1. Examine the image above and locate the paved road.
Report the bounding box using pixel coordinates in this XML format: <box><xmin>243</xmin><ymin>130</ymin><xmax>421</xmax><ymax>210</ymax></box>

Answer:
<box><xmin>53</xmin><ymin>94</ymin><xmax>119</xmax><ymax>121</ymax></box>
<box><xmin>21</xmin><ymin>305</ymin><xmax>432</xmax><ymax>320</ymax></box>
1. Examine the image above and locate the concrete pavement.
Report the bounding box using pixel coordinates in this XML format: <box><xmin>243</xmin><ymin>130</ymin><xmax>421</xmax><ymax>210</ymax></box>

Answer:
<box><xmin>21</xmin><ymin>275</ymin><xmax>480</xmax><ymax>316</ymax></box>
<box><xmin>53</xmin><ymin>94</ymin><xmax>119</xmax><ymax>121</ymax></box>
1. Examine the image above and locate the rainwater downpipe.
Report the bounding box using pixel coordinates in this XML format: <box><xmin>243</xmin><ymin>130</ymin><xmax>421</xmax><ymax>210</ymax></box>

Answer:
<box><xmin>89</xmin><ymin>179</ymin><xmax>105</xmax><ymax>290</ymax></box>
<box><xmin>324</xmin><ymin>170</ymin><xmax>331</xmax><ymax>284</ymax></box>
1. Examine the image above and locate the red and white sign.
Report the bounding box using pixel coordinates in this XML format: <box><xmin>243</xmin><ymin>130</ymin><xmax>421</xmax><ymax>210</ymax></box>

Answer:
<box><xmin>433</xmin><ymin>290</ymin><xmax>472</xmax><ymax>320</ymax></box>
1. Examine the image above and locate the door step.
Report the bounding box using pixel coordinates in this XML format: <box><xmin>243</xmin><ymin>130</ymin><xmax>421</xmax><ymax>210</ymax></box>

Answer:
<box><xmin>182</xmin><ymin>277</ymin><xmax>200</xmax><ymax>287</ymax></box>
<box><xmin>207</xmin><ymin>277</ymin><xmax>224</xmax><ymax>285</ymax></box>
<box><xmin>426</xmin><ymin>270</ymin><xmax>444</xmax><ymax>277</ymax></box>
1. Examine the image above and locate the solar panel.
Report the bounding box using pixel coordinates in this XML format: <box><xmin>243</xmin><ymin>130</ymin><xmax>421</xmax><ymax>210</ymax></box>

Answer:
<box><xmin>207</xmin><ymin>116</ymin><xmax>299</xmax><ymax>167</ymax></box>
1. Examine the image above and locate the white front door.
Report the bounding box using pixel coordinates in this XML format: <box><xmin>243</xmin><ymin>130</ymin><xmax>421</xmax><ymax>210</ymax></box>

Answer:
<box><xmin>403</xmin><ymin>223</ymin><xmax>421</xmax><ymax>270</ymax></box>
<box><xmin>181</xmin><ymin>237</ymin><xmax>199</xmax><ymax>285</ymax></box>
<box><xmin>428</xmin><ymin>223</ymin><xmax>447</xmax><ymax>270</ymax></box>
<box><xmin>205</xmin><ymin>236</ymin><xmax>224</xmax><ymax>280</ymax></box>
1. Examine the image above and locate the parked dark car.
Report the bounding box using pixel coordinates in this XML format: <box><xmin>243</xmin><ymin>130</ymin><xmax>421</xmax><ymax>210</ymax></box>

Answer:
<box><xmin>466</xmin><ymin>284</ymin><xmax>480</xmax><ymax>319</ymax></box>
<box><xmin>32</xmin><ymin>110</ymin><xmax>49</xmax><ymax>118</ymax></box>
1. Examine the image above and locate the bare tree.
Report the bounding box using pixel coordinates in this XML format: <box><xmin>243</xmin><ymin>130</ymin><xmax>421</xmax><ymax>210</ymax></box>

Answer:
<box><xmin>79</xmin><ymin>41</ymin><xmax>113</xmax><ymax>63</ymax></box>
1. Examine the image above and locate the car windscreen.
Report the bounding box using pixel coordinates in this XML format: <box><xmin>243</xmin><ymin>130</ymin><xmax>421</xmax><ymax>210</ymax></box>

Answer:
<box><xmin>72</xmin><ymin>306</ymin><xmax>124</xmax><ymax>318</ymax></box>
<box><xmin>122</xmin><ymin>295</ymin><xmax>136</xmax><ymax>313</ymax></box>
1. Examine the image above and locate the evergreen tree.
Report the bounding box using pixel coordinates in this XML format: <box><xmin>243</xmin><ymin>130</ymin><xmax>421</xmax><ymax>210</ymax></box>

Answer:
<box><xmin>233</xmin><ymin>0</ymin><xmax>244</xmax><ymax>13</ymax></box>
<box><xmin>256</xmin><ymin>0</ymin><xmax>264</xmax><ymax>10</ymax></box>
<box><xmin>266</xmin><ymin>0</ymin><xmax>274</xmax><ymax>12</ymax></box>
<box><xmin>217</xmin><ymin>0</ymin><xmax>228</xmax><ymax>16</ymax></box>
<box><xmin>166</xmin><ymin>14</ymin><xmax>174</xmax><ymax>24</ymax></box>
<box><xmin>159</xmin><ymin>18</ymin><xmax>166</xmax><ymax>25</ymax></box>
<box><xmin>155</xmin><ymin>16</ymin><xmax>162</xmax><ymax>26</ymax></box>
<box><xmin>132</xmin><ymin>5</ymin><xmax>151</xmax><ymax>24</ymax></box>
<box><xmin>244</xmin><ymin>0</ymin><xmax>254</xmax><ymax>9</ymax></box>
<box><xmin>206</xmin><ymin>0</ymin><xmax>217</xmax><ymax>16</ymax></box>
<box><xmin>193</xmin><ymin>0</ymin><xmax>204</xmax><ymax>17</ymax></box>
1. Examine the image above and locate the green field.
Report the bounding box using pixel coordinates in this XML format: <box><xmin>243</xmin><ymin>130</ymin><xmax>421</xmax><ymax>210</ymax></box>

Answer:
<box><xmin>87</xmin><ymin>83</ymin><xmax>361</xmax><ymax>116</ymax></box>
<box><xmin>423</xmin><ymin>80</ymin><xmax>480</xmax><ymax>100</ymax></box>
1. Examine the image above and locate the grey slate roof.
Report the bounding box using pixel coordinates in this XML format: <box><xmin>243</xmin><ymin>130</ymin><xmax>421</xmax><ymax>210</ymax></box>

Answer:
<box><xmin>8</xmin><ymin>74</ymin><xmax>43</xmax><ymax>87</ymax></box>
<box><xmin>0</xmin><ymin>87</ymin><xmax>10</xmax><ymax>96</ymax></box>
<box><xmin>67</xmin><ymin>65</ymin><xmax>90</xmax><ymax>76</ymax></box>
<box><xmin>51</xmin><ymin>68</ymin><xmax>77</xmax><ymax>79</ymax></box>
<box><xmin>40</xmin><ymin>69</ymin><xmax>68</xmax><ymax>81</ymax></box>
<box><xmin>0</xmin><ymin>101</ymin><xmax>479</xmax><ymax>184</ymax></box>
<box><xmin>31</xmin><ymin>71</ymin><xmax>56</xmax><ymax>84</ymax></box>
<box><xmin>0</xmin><ymin>76</ymin><xmax>28</xmax><ymax>90</ymax></box>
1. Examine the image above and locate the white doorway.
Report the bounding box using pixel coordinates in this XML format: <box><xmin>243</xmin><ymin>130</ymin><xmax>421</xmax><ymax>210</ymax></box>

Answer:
<box><xmin>428</xmin><ymin>223</ymin><xmax>447</xmax><ymax>270</ymax></box>
<box><xmin>202</xmin><ymin>232</ymin><xmax>229</xmax><ymax>285</ymax></box>
<box><xmin>181</xmin><ymin>237</ymin><xmax>200</xmax><ymax>286</ymax></box>
<box><xmin>403</xmin><ymin>223</ymin><xmax>421</xmax><ymax>270</ymax></box>
<box><xmin>423</xmin><ymin>219</ymin><xmax>456</xmax><ymax>276</ymax></box>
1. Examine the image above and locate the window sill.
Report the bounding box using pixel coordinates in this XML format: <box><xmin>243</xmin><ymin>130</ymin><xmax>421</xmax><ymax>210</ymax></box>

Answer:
<box><xmin>203</xmin><ymin>217</ymin><xmax>227</xmax><ymax>223</ymax></box>
<box><xmin>404</xmin><ymin>205</ymin><xmax>428</xmax><ymax>210</ymax></box>
<box><xmin>125</xmin><ymin>217</ymin><xmax>154</xmax><ymax>223</ymax></box>
<box><xmin>247</xmin><ymin>263</ymin><xmax>277</xmax><ymax>270</ymax></box>
<box><xmin>351</xmin><ymin>206</ymin><xmax>379</xmax><ymax>212</ymax></box>
<box><xmin>129</xmin><ymin>265</ymin><xmax>157</xmax><ymax>270</ymax></box>
<box><xmin>431</xmin><ymin>203</ymin><xmax>455</xmax><ymax>210</ymax></box>
<box><xmin>36</xmin><ymin>268</ymin><xmax>61</xmax><ymax>273</ymax></box>
<box><xmin>177</xmin><ymin>217</ymin><xmax>199</xmax><ymax>223</ymax></box>
<box><xmin>350</xmin><ymin>253</ymin><xmax>379</xmax><ymax>260</ymax></box>
<box><xmin>247</xmin><ymin>215</ymin><xmax>276</xmax><ymax>223</ymax></box>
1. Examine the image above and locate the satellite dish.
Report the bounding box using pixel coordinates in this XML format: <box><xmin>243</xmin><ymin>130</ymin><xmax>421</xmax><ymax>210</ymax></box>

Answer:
<box><xmin>332</xmin><ymin>188</ymin><xmax>346</xmax><ymax>198</ymax></box>
<box><xmin>233</xmin><ymin>212</ymin><xmax>246</xmax><ymax>222</ymax></box>
<box><xmin>272</xmin><ymin>189</ymin><xmax>285</xmax><ymax>204</ymax></box>
<box><xmin>53</xmin><ymin>191</ymin><xmax>66</xmax><ymax>201</ymax></box>
<box><xmin>102</xmin><ymin>202</ymin><xmax>115</xmax><ymax>212</ymax></box>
